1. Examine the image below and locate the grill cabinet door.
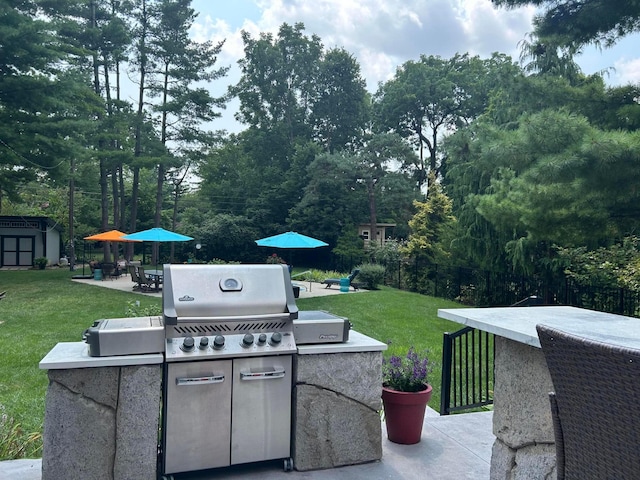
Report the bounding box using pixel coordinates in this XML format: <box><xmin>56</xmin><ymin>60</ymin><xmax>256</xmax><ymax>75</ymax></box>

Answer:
<box><xmin>231</xmin><ymin>355</ymin><xmax>292</xmax><ymax>465</ymax></box>
<box><xmin>164</xmin><ymin>360</ymin><xmax>232</xmax><ymax>474</ymax></box>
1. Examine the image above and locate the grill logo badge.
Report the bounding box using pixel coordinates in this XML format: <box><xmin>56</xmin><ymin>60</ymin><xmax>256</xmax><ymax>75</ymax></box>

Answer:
<box><xmin>319</xmin><ymin>334</ymin><xmax>338</xmax><ymax>340</ymax></box>
<box><xmin>178</xmin><ymin>295</ymin><xmax>195</xmax><ymax>302</ymax></box>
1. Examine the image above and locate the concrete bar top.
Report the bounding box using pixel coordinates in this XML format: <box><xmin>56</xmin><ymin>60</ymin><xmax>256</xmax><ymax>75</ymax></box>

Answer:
<box><xmin>297</xmin><ymin>330</ymin><xmax>387</xmax><ymax>355</ymax></box>
<box><xmin>39</xmin><ymin>341</ymin><xmax>164</xmax><ymax>369</ymax></box>
<box><xmin>438</xmin><ymin>306</ymin><xmax>640</xmax><ymax>349</ymax></box>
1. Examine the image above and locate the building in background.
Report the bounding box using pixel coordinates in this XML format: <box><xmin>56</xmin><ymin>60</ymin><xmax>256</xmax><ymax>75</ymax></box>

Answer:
<box><xmin>0</xmin><ymin>216</ymin><xmax>62</xmax><ymax>268</ymax></box>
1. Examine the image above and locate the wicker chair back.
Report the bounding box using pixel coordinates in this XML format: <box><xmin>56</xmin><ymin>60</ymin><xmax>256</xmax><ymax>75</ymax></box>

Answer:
<box><xmin>537</xmin><ymin>324</ymin><xmax>640</xmax><ymax>480</ymax></box>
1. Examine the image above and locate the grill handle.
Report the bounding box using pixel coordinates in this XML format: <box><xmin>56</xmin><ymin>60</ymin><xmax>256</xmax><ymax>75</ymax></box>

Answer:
<box><xmin>240</xmin><ymin>366</ymin><xmax>286</xmax><ymax>381</ymax></box>
<box><xmin>176</xmin><ymin>374</ymin><xmax>225</xmax><ymax>386</ymax></box>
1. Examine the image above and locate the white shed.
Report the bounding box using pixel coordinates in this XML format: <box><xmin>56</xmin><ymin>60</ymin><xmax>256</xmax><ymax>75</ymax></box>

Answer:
<box><xmin>0</xmin><ymin>216</ymin><xmax>62</xmax><ymax>268</ymax></box>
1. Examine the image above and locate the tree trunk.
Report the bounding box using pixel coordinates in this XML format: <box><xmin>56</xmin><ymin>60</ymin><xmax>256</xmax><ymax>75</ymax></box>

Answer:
<box><xmin>153</xmin><ymin>163</ymin><xmax>164</xmax><ymax>265</ymax></box>
<box><xmin>129</xmin><ymin>0</ymin><xmax>148</xmax><ymax>261</ymax></box>
<box><xmin>128</xmin><ymin>166</ymin><xmax>140</xmax><ymax>262</ymax></box>
<box><xmin>68</xmin><ymin>157</ymin><xmax>75</xmax><ymax>271</ymax></box>
<box><xmin>118</xmin><ymin>166</ymin><xmax>125</xmax><ymax>231</ymax></box>
<box><xmin>368</xmin><ymin>180</ymin><xmax>377</xmax><ymax>245</ymax></box>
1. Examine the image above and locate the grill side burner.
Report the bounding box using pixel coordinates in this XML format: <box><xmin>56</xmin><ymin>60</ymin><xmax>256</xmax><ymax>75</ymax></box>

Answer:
<box><xmin>160</xmin><ymin>264</ymin><xmax>297</xmax><ymax>476</ymax></box>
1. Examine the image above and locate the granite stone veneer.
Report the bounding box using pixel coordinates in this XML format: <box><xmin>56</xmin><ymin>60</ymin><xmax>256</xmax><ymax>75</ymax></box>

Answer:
<box><xmin>293</xmin><ymin>351</ymin><xmax>383</xmax><ymax>471</ymax></box>
<box><xmin>490</xmin><ymin>336</ymin><xmax>557</xmax><ymax>480</ymax></box>
<box><xmin>42</xmin><ymin>365</ymin><xmax>161</xmax><ymax>480</ymax></box>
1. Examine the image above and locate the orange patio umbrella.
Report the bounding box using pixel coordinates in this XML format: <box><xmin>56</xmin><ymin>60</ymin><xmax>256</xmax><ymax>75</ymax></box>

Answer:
<box><xmin>84</xmin><ymin>230</ymin><xmax>141</xmax><ymax>242</ymax></box>
<box><xmin>82</xmin><ymin>230</ymin><xmax>141</xmax><ymax>275</ymax></box>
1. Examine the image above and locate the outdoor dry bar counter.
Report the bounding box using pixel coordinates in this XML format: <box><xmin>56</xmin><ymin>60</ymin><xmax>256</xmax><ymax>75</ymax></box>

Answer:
<box><xmin>437</xmin><ymin>305</ymin><xmax>640</xmax><ymax>479</ymax></box>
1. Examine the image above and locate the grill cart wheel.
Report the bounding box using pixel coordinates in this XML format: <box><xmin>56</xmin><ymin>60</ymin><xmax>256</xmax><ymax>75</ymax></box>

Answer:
<box><xmin>160</xmin><ymin>475</ymin><xmax>174</xmax><ymax>480</ymax></box>
<box><xmin>284</xmin><ymin>457</ymin><xmax>293</xmax><ymax>472</ymax></box>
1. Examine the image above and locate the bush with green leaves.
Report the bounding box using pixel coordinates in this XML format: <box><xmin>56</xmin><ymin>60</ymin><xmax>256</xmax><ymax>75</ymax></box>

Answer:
<box><xmin>291</xmin><ymin>269</ymin><xmax>341</xmax><ymax>283</ymax></box>
<box><xmin>125</xmin><ymin>300</ymin><xmax>162</xmax><ymax>318</ymax></box>
<box><xmin>266</xmin><ymin>253</ymin><xmax>286</xmax><ymax>264</ymax></box>
<box><xmin>556</xmin><ymin>236</ymin><xmax>640</xmax><ymax>292</ymax></box>
<box><xmin>33</xmin><ymin>257</ymin><xmax>48</xmax><ymax>270</ymax></box>
<box><xmin>355</xmin><ymin>263</ymin><xmax>386</xmax><ymax>289</ymax></box>
<box><xmin>368</xmin><ymin>240</ymin><xmax>405</xmax><ymax>287</ymax></box>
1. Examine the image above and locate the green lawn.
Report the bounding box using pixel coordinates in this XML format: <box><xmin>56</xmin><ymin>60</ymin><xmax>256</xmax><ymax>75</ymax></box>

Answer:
<box><xmin>0</xmin><ymin>268</ymin><xmax>463</xmax><ymax>460</ymax></box>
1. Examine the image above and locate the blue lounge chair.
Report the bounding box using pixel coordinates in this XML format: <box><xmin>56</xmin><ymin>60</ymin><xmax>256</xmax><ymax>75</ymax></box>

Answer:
<box><xmin>321</xmin><ymin>269</ymin><xmax>360</xmax><ymax>290</ymax></box>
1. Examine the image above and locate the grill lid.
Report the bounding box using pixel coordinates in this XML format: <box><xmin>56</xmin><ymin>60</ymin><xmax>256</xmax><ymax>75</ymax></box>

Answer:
<box><xmin>162</xmin><ymin>264</ymin><xmax>298</xmax><ymax>325</ymax></box>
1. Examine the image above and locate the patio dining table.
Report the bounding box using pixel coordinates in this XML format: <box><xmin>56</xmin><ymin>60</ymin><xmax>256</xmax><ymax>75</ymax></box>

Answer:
<box><xmin>143</xmin><ymin>269</ymin><xmax>163</xmax><ymax>291</ymax></box>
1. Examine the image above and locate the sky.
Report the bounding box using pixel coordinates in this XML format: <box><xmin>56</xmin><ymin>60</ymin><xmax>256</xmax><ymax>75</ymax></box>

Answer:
<box><xmin>188</xmin><ymin>0</ymin><xmax>640</xmax><ymax>133</ymax></box>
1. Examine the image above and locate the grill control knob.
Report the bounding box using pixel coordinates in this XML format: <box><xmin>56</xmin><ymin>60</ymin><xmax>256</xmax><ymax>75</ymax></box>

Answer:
<box><xmin>269</xmin><ymin>332</ymin><xmax>282</xmax><ymax>346</ymax></box>
<box><xmin>258</xmin><ymin>333</ymin><xmax>267</xmax><ymax>345</ymax></box>
<box><xmin>242</xmin><ymin>333</ymin><xmax>254</xmax><ymax>347</ymax></box>
<box><xmin>198</xmin><ymin>336</ymin><xmax>209</xmax><ymax>350</ymax></box>
<box><xmin>213</xmin><ymin>335</ymin><xmax>225</xmax><ymax>350</ymax></box>
<box><xmin>181</xmin><ymin>336</ymin><xmax>195</xmax><ymax>352</ymax></box>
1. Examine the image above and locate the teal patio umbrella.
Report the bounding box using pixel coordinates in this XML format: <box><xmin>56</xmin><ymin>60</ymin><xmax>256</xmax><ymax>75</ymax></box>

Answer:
<box><xmin>122</xmin><ymin>227</ymin><xmax>193</xmax><ymax>242</ymax></box>
<box><xmin>255</xmin><ymin>231</ymin><xmax>328</xmax><ymax>265</ymax></box>
<box><xmin>122</xmin><ymin>228</ymin><xmax>193</xmax><ymax>266</ymax></box>
<box><xmin>255</xmin><ymin>231</ymin><xmax>328</xmax><ymax>249</ymax></box>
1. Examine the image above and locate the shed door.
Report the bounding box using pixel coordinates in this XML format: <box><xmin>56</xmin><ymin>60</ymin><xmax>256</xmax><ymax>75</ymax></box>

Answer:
<box><xmin>2</xmin><ymin>236</ymin><xmax>35</xmax><ymax>267</ymax></box>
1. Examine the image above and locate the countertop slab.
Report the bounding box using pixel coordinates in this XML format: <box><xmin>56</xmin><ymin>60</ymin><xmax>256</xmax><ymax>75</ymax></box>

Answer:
<box><xmin>438</xmin><ymin>306</ymin><xmax>640</xmax><ymax>349</ymax></box>
<box><xmin>39</xmin><ymin>342</ymin><xmax>164</xmax><ymax>370</ymax></box>
<box><xmin>40</xmin><ymin>331</ymin><xmax>387</xmax><ymax>369</ymax></box>
<box><xmin>297</xmin><ymin>330</ymin><xmax>387</xmax><ymax>355</ymax></box>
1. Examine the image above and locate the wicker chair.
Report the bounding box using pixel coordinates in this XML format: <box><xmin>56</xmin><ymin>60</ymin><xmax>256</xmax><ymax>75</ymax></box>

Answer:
<box><xmin>536</xmin><ymin>324</ymin><xmax>640</xmax><ymax>480</ymax></box>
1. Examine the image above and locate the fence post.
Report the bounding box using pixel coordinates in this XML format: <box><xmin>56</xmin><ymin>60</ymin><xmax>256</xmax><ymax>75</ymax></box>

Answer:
<box><xmin>440</xmin><ymin>331</ymin><xmax>453</xmax><ymax>415</ymax></box>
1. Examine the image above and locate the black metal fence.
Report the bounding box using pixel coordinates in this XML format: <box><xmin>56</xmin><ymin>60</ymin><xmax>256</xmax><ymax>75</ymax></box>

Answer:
<box><xmin>440</xmin><ymin>327</ymin><xmax>494</xmax><ymax>415</ymax></box>
<box><xmin>379</xmin><ymin>259</ymin><xmax>640</xmax><ymax>415</ymax></box>
<box><xmin>381</xmin><ymin>258</ymin><xmax>640</xmax><ymax>318</ymax></box>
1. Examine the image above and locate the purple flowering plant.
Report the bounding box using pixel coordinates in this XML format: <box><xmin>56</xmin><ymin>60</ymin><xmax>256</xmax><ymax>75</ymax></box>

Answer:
<box><xmin>382</xmin><ymin>346</ymin><xmax>432</xmax><ymax>392</ymax></box>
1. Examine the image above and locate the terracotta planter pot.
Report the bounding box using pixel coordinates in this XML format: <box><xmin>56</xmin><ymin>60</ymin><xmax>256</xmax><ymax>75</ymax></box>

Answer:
<box><xmin>381</xmin><ymin>384</ymin><xmax>432</xmax><ymax>444</ymax></box>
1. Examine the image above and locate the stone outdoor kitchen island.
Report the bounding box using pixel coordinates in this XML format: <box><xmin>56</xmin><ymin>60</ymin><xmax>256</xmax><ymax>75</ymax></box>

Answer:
<box><xmin>438</xmin><ymin>305</ymin><xmax>640</xmax><ymax>480</ymax></box>
<box><xmin>39</xmin><ymin>328</ymin><xmax>386</xmax><ymax>479</ymax></box>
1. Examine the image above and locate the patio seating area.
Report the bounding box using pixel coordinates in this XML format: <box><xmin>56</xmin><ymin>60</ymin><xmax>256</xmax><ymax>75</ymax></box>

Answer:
<box><xmin>71</xmin><ymin>271</ymin><xmax>368</xmax><ymax>299</ymax></box>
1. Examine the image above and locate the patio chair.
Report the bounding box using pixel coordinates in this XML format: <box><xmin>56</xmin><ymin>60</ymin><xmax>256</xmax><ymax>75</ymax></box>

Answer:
<box><xmin>321</xmin><ymin>269</ymin><xmax>360</xmax><ymax>290</ymax></box>
<box><xmin>100</xmin><ymin>262</ymin><xmax>116</xmax><ymax>280</ymax></box>
<box><xmin>138</xmin><ymin>266</ymin><xmax>161</xmax><ymax>291</ymax></box>
<box><xmin>536</xmin><ymin>324</ymin><xmax>640</xmax><ymax>480</ymax></box>
<box><xmin>117</xmin><ymin>260</ymin><xmax>127</xmax><ymax>276</ymax></box>
<box><xmin>130</xmin><ymin>266</ymin><xmax>154</xmax><ymax>292</ymax></box>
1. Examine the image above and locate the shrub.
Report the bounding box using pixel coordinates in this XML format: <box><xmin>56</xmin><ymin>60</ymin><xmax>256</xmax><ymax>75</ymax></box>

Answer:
<box><xmin>356</xmin><ymin>263</ymin><xmax>386</xmax><ymax>289</ymax></box>
<box><xmin>125</xmin><ymin>300</ymin><xmax>162</xmax><ymax>317</ymax></box>
<box><xmin>208</xmin><ymin>258</ymin><xmax>240</xmax><ymax>265</ymax></box>
<box><xmin>33</xmin><ymin>257</ymin><xmax>48</xmax><ymax>270</ymax></box>
<box><xmin>266</xmin><ymin>253</ymin><xmax>286</xmax><ymax>265</ymax></box>
<box><xmin>369</xmin><ymin>240</ymin><xmax>405</xmax><ymax>288</ymax></box>
<box><xmin>289</xmin><ymin>269</ymin><xmax>346</xmax><ymax>283</ymax></box>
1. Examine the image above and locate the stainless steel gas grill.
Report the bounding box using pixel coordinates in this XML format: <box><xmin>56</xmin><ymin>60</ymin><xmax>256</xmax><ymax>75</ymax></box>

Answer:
<box><xmin>160</xmin><ymin>264</ymin><xmax>297</xmax><ymax>477</ymax></box>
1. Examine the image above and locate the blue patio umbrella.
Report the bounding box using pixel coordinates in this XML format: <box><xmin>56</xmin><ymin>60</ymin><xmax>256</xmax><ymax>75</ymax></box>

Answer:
<box><xmin>256</xmin><ymin>231</ymin><xmax>328</xmax><ymax>267</ymax></box>
<box><xmin>122</xmin><ymin>227</ymin><xmax>193</xmax><ymax>242</ymax></box>
<box><xmin>122</xmin><ymin>228</ymin><xmax>193</xmax><ymax>267</ymax></box>
<box><xmin>255</xmin><ymin>231</ymin><xmax>328</xmax><ymax>249</ymax></box>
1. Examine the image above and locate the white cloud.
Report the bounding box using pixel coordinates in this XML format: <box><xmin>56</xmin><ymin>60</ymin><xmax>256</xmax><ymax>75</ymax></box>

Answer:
<box><xmin>614</xmin><ymin>58</ymin><xmax>640</xmax><ymax>85</ymax></box>
<box><xmin>188</xmin><ymin>0</ymin><xmax>639</xmax><ymax>132</ymax></box>
<box><xmin>200</xmin><ymin>0</ymin><xmax>536</xmax><ymax>89</ymax></box>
